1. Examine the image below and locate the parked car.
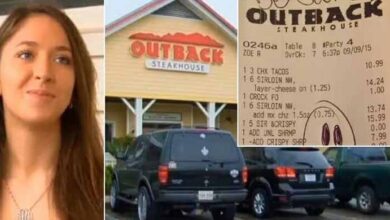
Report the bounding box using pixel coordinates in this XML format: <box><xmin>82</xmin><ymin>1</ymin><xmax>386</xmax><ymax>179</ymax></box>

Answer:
<box><xmin>324</xmin><ymin>147</ymin><xmax>390</xmax><ymax>214</ymax></box>
<box><xmin>241</xmin><ymin>147</ymin><xmax>335</xmax><ymax>218</ymax></box>
<box><xmin>110</xmin><ymin>129</ymin><xmax>248</xmax><ymax>220</ymax></box>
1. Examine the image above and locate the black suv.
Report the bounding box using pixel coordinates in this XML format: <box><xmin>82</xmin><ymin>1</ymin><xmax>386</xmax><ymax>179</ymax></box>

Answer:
<box><xmin>110</xmin><ymin>129</ymin><xmax>248</xmax><ymax>220</ymax></box>
<box><xmin>240</xmin><ymin>147</ymin><xmax>335</xmax><ymax>218</ymax></box>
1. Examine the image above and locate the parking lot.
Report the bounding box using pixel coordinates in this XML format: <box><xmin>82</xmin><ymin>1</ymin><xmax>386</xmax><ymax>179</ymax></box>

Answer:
<box><xmin>105</xmin><ymin>198</ymin><xmax>390</xmax><ymax>220</ymax></box>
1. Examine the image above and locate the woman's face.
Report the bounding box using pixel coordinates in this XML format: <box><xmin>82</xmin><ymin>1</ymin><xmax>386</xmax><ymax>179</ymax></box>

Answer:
<box><xmin>0</xmin><ymin>14</ymin><xmax>75</xmax><ymax>125</ymax></box>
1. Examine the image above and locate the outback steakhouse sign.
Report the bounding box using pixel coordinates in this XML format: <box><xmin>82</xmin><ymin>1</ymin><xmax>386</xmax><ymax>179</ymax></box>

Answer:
<box><xmin>130</xmin><ymin>33</ymin><xmax>224</xmax><ymax>74</ymax></box>
<box><xmin>246</xmin><ymin>0</ymin><xmax>383</xmax><ymax>33</ymax></box>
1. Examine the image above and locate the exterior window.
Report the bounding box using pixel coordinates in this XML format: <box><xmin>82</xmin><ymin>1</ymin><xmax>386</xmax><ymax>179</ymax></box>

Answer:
<box><xmin>151</xmin><ymin>132</ymin><xmax>167</xmax><ymax>146</ymax></box>
<box><xmin>143</xmin><ymin>122</ymin><xmax>181</xmax><ymax>133</ymax></box>
<box><xmin>135</xmin><ymin>141</ymin><xmax>145</xmax><ymax>159</ymax></box>
<box><xmin>147</xmin><ymin>141</ymin><xmax>161</xmax><ymax>162</ymax></box>
<box><xmin>386</xmin><ymin>148</ymin><xmax>390</xmax><ymax>161</ymax></box>
<box><xmin>105</xmin><ymin>123</ymin><xmax>114</xmax><ymax>143</ymax></box>
<box><xmin>343</xmin><ymin>147</ymin><xmax>387</xmax><ymax>163</ymax></box>
<box><xmin>343</xmin><ymin>148</ymin><xmax>364</xmax><ymax>164</ymax></box>
<box><xmin>324</xmin><ymin>148</ymin><xmax>338</xmax><ymax>164</ymax></box>
<box><xmin>170</xmin><ymin>133</ymin><xmax>238</xmax><ymax>162</ymax></box>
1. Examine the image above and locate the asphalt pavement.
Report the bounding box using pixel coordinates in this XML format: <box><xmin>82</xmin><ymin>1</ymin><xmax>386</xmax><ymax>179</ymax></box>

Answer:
<box><xmin>105</xmin><ymin>197</ymin><xmax>390</xmax><ymax>220</ymax></box>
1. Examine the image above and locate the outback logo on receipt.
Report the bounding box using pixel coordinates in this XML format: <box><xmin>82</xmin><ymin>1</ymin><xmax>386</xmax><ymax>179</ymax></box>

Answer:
<box><xmin>239</xmin><ymin>0</ymin><xmax>389</xmax><ymax>146</ymax></box>
<box><xmin>246</xmin><ymin>0</ymin><xmax>383</xmax><ymax>33</ymax></box>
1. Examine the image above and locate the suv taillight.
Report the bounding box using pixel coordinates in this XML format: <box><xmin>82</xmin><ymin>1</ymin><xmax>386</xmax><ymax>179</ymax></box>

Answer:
<box><xmin>325</xmin><ymin>167</ymin><xmax>335</xmax><ymax>179</ymax></box>
<box><xmin>242</xmin><ymin>166</ymin><xmax>248</xmax><ymax>184</ymax></box>
<box><xmin>158</xmin><ymin>165</ymin><xmax>169</xmax><ymax>185</ymax></box>
<box><xmin>274</xmin><ymin>166</ymin><xmax>297</xmax><ymax>179</ymax></box>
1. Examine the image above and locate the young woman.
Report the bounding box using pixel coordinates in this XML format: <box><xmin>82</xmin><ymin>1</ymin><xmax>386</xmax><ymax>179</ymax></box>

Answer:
<box><xmin>0</xmin><ymin>5</ymin><xmax>103</xmax><ymax>220</ymax></box>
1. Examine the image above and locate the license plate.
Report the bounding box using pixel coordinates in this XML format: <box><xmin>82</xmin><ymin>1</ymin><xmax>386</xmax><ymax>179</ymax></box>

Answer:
<box><xmin>198</xmin><ymin>191</ymin><xmax>214</xmax><ymax>201</ymax></box>
<box><xmin>305</xmin><ymin>174</ymin><xmax>316</xmax><ymax>182</ymax></box>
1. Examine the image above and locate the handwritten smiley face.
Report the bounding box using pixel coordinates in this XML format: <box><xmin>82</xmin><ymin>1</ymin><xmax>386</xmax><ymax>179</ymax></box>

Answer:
<box><xmin>256</xmin><ymin>0</ymin><xmax>290</xmax><ymax>9</ymax></box>
<box><xmin>256</xmin><ymin>0</ymin><xmax>273</xmax><ymax>9</ymax></box>
<box><xmin>302</xmin><ymin>100</ymin><xmax>356</xmax><ymax>146</ymax></box>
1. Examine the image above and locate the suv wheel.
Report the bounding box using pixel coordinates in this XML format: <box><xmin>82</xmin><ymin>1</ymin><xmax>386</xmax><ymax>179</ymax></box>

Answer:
<box><xmin>251</xmin><ymin>188</ymin><xmax>271</xmax><ymax>218</ymax></box>
<box><xmin>305</xmin><ymin>206</ymin><xmax>325</xmax><ymax>216</ymax></box>
<box><xmin>356</xmin><ymin>186</ymin><xmax>380</xmax><ymax>214</ymax></box>
<box><xmin>137</xmin><ymin>186</ymin><xmax>159</xmax><ymax>220</ymax></box>
<box><xmin>211</xmin><ymin>204</ymin><xmax>236</xmax><ymax>220</ymax></box>
<box><xmin>110</xmin><ymin>179</ymin><xmax>123</xmax><ymax>211</ymax></box>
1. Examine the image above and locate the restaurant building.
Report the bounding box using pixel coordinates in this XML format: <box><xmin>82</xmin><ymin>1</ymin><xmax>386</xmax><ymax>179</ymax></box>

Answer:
<box><xmin>105</xmin><ymin>0</ymin><xmax>237</xmax><ymax>141</ymax></box>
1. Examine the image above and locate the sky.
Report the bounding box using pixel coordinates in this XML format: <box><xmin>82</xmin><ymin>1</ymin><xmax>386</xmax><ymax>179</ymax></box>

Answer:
<box><xmin>105</xmin><ymin>0</ymin><xmax>237</xmax><ymax>27</ymax></box>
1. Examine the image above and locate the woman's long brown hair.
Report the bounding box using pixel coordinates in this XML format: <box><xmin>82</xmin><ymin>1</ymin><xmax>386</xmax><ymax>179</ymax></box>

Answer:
<box><xmin>0</xmin><ymin>5</ymin><xmax>103</xmax><ymax>219</ymax></box>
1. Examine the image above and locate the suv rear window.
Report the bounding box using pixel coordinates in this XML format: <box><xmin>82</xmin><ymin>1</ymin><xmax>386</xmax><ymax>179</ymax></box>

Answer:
<box><xmin>170</xmin><ymin>132</ymin><xmax>238</xmax><ymax>162</ymax></box>
<box><xmin>272</xmin><ymin>148</ymin><xmax>329</xmax><ymax>168</ymax></box>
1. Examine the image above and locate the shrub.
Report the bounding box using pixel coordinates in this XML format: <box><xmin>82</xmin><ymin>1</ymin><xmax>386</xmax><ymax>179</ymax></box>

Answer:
<box><xmin>106</xmin><ymin>135</ymin><xmax>135</xmax><ymax>156</ymax></box>
<box><xmin>105</xmin><ymin>165</ymin><xmax>114</xmax><ymax>195</ymax></box>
